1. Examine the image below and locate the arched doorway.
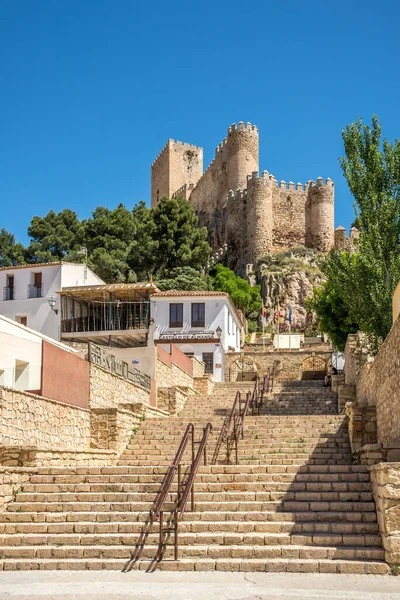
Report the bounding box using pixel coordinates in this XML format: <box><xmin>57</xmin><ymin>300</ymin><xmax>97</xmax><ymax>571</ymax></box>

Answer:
<box><xmin>301</xmin><ymin>356</ymin><xmax>327</xmax><ymax>380</ymax></box>
<box><xmin>229</xmin><ymin>358</ymin><xmax>258</xmax><ymax>382</ymax></box>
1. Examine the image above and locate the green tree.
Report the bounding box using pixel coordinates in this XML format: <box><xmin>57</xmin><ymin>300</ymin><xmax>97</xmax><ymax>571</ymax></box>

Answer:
<box><xmin>307</xmin><ymin>278</ymin><xmax>359</xmax><ymax>351</ymax></box>
<box><xmin>0</xmin><ymin>229</ymin><xmax>26</xmax><ymax>267</ymax></box>
<box><xmin>310</xmin><ymin>116</ymin><xmax>400</xmax><ymax>351</ymax></box>
<box><xmin>82</xmin><ymin>204</ymin><xmax>137</xmax><ymax>282</ymax></box>
<box><xmin>25</xmin><ymin>209</ymin><xmax>83</xmax><ymax>262</ymax></box>
<box><xmin>127</xmin><ymin>201</ymin><xmax>158</xmax><ymax>280</ymax></box>
<box><xmin>156</xmin><ymin>266</ymin><xmax>212</xmax><ymax>291</ymax></box>
<box><xmin>211</xmin><ymin>264</ymin><xmax>261</xmax><ymax>331</ymax></box>
<box><xmin>151</xmin><ymin>197</ymin><xmax>211</xmax><ymax>276</ymax></box>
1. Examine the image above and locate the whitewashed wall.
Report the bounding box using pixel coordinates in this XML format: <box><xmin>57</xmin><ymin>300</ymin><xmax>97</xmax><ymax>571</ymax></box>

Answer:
<box><xmin>0</xmin><ymin>263</ymin><xmax>103</xmax><ymax>340</ymax></box>
<box><xmin>151</xmin><ymin>296</ymin><xmax>241</xmax><ymax>382</ymax></box>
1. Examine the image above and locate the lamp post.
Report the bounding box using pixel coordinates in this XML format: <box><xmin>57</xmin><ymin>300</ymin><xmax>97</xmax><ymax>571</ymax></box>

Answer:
<box><xmin>216</xmin><ymin>326</ymin><xmax>222</xmax><ymax>340</ymax></box>
<box><xmin>48</xmin><ymin>297</ymin><xmax>58</xmax><ymax>315</ymax></box>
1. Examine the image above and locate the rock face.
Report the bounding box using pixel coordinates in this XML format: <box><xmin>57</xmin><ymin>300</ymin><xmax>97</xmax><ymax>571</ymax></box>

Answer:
<box><xmin>257</xmin><ymin>250</ymin><xmax>324</xmax><ymax>331</ymax></box>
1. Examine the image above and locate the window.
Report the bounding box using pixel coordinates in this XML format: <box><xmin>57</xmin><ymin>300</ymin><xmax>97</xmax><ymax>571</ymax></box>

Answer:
<box><xmin>3</xmin><ymin>275</ymin><xmax>14</xmax><ymax>301</ymax></box>
<box><xmin>169</xmin><ymin>303</ymin><xmax>183</xmax><ymax>328</ymax></box>
<box><xmin>202</xmin><ymin>352</ymin><xmax>214</xmax><ymax>375</ymax></box>
<box><xmin>191</xmin><ymin>303</ymin><xmax>205</xmax><ymax>327</ymax></box>
<box><xmin>28</xmin><ymin>272</ymin><xmax>43</xmax><ymax>298</ymax></box>
<box><xmin>16</xmin><ymin>316</ymin><xmax>27</xmax><ymax>326</ymax></box>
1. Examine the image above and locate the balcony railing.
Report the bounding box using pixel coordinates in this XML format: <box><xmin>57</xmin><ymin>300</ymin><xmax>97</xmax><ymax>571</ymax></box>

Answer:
<box><xmin>3</xmin><ymin>286</ymin><xmax>14</xmax><ymax>301</ymax></box>
<box><xmin>27</xmin><ymin>284</ymin><xmax>43</xmax><ymax>299</ymax></box>
<box><xmin>61</xmin><ymin>301</ymin><xmax>150</xmax><ymax>334</ymax></box>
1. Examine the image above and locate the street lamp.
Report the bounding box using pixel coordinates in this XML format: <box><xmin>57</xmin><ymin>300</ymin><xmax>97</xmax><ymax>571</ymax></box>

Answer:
<box><xmin>216</xmin><ymin>326</ymin><xmax>222</xmax><ymax>339</ymax></box>
<box><xmin>48</xmin><ymin>297</ymin><xmax>58</xmax><ymax>315</ymax></box>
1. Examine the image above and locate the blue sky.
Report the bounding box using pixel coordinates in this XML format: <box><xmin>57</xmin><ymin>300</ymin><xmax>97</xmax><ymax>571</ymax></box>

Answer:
<box><xmin>1</xmin><ymin>0</ymin><xmax>399</xmax><ymax>245</ymax></box>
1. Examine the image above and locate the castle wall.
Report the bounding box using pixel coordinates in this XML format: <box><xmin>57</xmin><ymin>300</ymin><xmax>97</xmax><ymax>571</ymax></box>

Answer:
<box><xmin>151</xmin><ymin>122</ymin><xmax>335</xmax><ymax>264</ymax></box>
<box><xmin>272</xmin><ymin>182</ymin><xmax>307</xmax><ymax>252</ymax></box>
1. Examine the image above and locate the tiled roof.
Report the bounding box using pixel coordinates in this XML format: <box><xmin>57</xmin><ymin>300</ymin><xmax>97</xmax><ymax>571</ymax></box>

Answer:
<box><xmin>152</xmin><ymin>290</ymin><xmax>229</xmax><ymax>297</ymax></box>
<box><xmin>0</xmin><ymin>261</ymin><xmax>64</xmax><ymax>271</ymax></box>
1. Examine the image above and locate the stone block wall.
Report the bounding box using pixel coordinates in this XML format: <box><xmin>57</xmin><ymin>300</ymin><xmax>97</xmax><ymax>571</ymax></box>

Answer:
<box><xmin>193</xmin><ymin>375</ymin><xmax>215</xmax><ymax>396</ymax></box>
<box><xmin>90</xmin><ymin>407</ymin><xmax>142</xmax><ymax>454</ymax></box>
<box><xmin>157</xmin><ymin>387</ymin><xmax>189</xmax><ymax>415</ymax></box>
<box><xmin>0</xmin><ymin>467</ymin><xmax>32</xmax><ymax>512</ymax></box>
<box><xmin>370</xmin><ymin>463</ymin><xmax>400</xmax><ymax>566</ymax></box>
<box><xmin>156</xmin><ymin>357</ymin><xmax>194</xmax><ymax>390</ymax></box>
<box><xmin>191</xmin><ymin>357</ymin><xmax>205</xmax><ymax>377</ymax></box>
<box><xmin>89</xmin><ymin>364</ymin><xmax>150</xmax><ymax>409</ymax></box>
<box><xmin>344</xmin><ymin>402</ymin><xmax>378</xmax><ymax>453</ymax></box>
<box><xmin>0</xmin><ymin>387</ymin><xmax>90</xmax><ymax>451</ymax></box>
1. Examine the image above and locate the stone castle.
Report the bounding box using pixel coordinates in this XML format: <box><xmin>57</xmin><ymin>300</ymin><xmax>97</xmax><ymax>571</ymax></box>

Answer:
<box><xmin>151</xmin><ymin>122</ymin><xmax>358</xmax><ymax>272</ymax></box>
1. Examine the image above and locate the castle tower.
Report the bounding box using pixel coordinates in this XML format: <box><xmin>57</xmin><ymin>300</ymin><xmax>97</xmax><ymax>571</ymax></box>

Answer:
<box><xmin>307</xmin><ymin>177</ymin><xmax>335</xmax><ymax>252</ymax></box>
<box><xmin>226</xmin><ymin>122</ymin><xmax>259</xmax><ymax>192</ymax></box>
<box><xmin>334</xmin><ymin>225</ymin><xmax>347</xmax><ymax>249</ymax></box>
<box><xmin>245</xmin><ymin>171</ymin><xmax>274</xmax><ymax>265</ymax></box>
<box><xmin>151</xmin><ymin>139</ymin><xmax>203</xmax><ymax>207</ymax></box>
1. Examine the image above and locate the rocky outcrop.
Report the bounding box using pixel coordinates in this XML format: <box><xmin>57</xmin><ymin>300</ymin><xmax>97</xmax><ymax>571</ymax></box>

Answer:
<box><xmin>256</xmin><ymin>249</ymin><xmax>324</xmax><ymax>331</ymax></box>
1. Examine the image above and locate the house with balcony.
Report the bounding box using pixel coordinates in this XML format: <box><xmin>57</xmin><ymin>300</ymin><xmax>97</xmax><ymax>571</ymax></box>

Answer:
<box><xmin>0</xmin><ymin>262</ymin><xmax>103</xmax><ymax>340</ymax></box>
<box><xmin>149</xmin><ymin>290</ymin><xmax>244</xmax><ymax>382</ymax></box>
<box><xmin>59</xmin><ymin>281</ymin><xmax>158</xmax><ymax>347</ymax></box>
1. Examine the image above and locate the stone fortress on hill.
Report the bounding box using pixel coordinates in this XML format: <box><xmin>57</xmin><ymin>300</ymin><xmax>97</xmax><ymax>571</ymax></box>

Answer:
<box><xmin>151</xmin><ymin>121</ymin><xmax>358</xmax><ymax>272</ymax></box>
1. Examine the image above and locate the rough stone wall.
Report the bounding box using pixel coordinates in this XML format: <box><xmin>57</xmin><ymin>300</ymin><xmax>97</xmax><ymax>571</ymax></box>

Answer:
<box><xmin>190</xmin><ymin>357</ymin><xmax>205</xmax><ymax>377</ymax></box>
<box><xmin>370</xmin><ymin>462</ymin><xmax>400</xmax><ymax>565</ymax></box>
<box><xmin>272</xmin><ymin>182</ymin><xmax>307</xmax><ymax>252</ymax></box>
<box><xmin>0</xmin><ymin>447</ymin><xmax>116</xmax><ymax>468</ymax></box>
<box><xmin>193</xmin><ymin>375</ymin><xmax>215</xmax><ymax>396</ymax></box>
<box><xmin>0</xmin><ymin>387</ymin><xmax>90</xmax><ymax>451</ymax></box>
<box><xmin>224</xmin><ymin>350</ymin><xmax>331</xmax><ymax>382</ymax></box>
<box><xmin>157</xmin><ymin>387</ymin><xmax>189</xmax><ymax>415</ymax></box>
<box><xmin>355</xmin><ymin>317</ymin><xmax>400</xmax><ymax>449</ymax></box>
<box><xmin>89</xmin><ymin>364</ymin><xmax>150</xmax><ymax>409</ymax></box>
<box><xmin>90</xmin><ymin>407</ymin><xmax>141</xmax><ymax>453</ymax></box>
<box><xmin>344</xmin><ymin>333</ymin><xmax>370</xmax><ymax>386</ymax></box>
<box><xmin>0</xmin><ymin>467</ymin><xmax>32</xmax><ymax>512</ymax></box>
<box><xmin>156</xmin><ymin>358</ymin><xmax>194</xmax><ymax>390</ymax></box>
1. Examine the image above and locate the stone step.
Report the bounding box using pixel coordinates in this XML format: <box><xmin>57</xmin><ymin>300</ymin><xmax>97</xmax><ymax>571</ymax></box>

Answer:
<box><xmin>0</xmin><ymin>557</ymin><xmax>389</xmax><ymax>573</ymax></box>
<box><xmin>13</xmin><ymin>490</ymin><xmax>374</xmax><ymax>504</ymax></box>
<box><xmin>0</xmin><ymin>531</ymin><xmax>383</xmax><ymax>548</ymax></box>
<box><xmin>21</xmin><ymin>481</ymin><xmax>371</xmax><ymax>494</ymax></box>
<box><xmin>0</xmin><ymin>510</ymin><xmax>378</xmax><ymax>525</ymax></box>
<box><xmin>0</xmin><ymin>543</ymin><xmax>385</xmax><ymax>561</ymax></box>
<box><xmin>0</xmin><ymin>520</ymin><xmax>380</xmax><ymax>535</ymax></box>
<box><xmin>6</xmin><ymin>500</ymin><xmax>378</xmax><ymax>514</ymax></box>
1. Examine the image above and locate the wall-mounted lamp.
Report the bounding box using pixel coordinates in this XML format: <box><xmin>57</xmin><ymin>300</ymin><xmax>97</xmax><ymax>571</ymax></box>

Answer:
<box><xmin>216</xmin><ymin>326</ymin><xmax>222</xmax><ymax>339</ymax></box>
<box><xmin>48</xmin><ymin>297</ymin><xmax>58</xmax><ymax>315</ymax></box>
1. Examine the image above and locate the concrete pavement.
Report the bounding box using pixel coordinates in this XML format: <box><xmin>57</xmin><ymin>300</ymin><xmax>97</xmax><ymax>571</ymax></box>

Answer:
<box><xmin>0</xmin><ymin>571</ymin><xmax>400</xmax><ymax>600</ymax></box>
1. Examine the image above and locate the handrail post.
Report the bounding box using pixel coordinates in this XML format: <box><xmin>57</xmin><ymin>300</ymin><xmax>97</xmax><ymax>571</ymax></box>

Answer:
<box><xmin>159</xmin><ymin>510</ymin><xmax>163</xmax><ymax>556</ymax></box>
<box><xmin>174</xmin><ymin>510</ymin><xmax>178</xmax><ymax>561</ymax></box>
<box><xmin>177</xmin><ymin>463</ymin><xmax>182</xmax><ymax>505</ymax></box>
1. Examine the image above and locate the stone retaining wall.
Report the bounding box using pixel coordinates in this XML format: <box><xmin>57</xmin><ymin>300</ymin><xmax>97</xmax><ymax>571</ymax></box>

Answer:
<box><xmin>0</xmin><ymin>448</ymin><xmax>116</xmax><ymax>468</ymax></box>
<box><xmin>225</xmin><ymin>350</ymin><xmax>332</xmax><ymax>382</ymax></box>
<box><xmin>157</xmin><ymin>387</ymin><xmax>189</xmax><ymax>415</ymax></box>
<box><xmin>370</xmin><ymin>462</ymin><xmax>400</xmax><ymax>566</ymax></box>
<box><xmin>89</xmin><ymin>364</ymin><xmax>150</xmax><ymax>409</ymax></box>
<box><xmin>0</xmin><ymin>387</ymin><xmax>90</xmax><ymax>451</ymax></box>
<box><xmin>0</xmin><ymin>467</ymin><xmax>33</xmax><ymax>512</ymax></box>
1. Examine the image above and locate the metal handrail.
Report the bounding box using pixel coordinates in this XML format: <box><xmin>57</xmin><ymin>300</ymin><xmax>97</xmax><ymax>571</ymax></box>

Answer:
<box><xmin>249</xmin><ymin>377</ymin><xmax>261</xmax><ymax>415</ymax></box>
<box><xmin>153</xmin><ymin>422</ymin><xmax>213</xmax><ymax>562</ymax></box>
<box><xmin>211</xmin><ymin>391</ymin><xmax>241</xmax><ymax>465</ymax></box>
<box><xmin>150</xmin><ymin>423</ymin><xmax>194</xmax><ymax>522</ymax></box>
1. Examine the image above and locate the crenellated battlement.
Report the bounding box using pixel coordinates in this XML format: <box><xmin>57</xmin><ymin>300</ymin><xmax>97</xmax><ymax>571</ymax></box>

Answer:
<box><xmin>228</xmin><ymin>121</ymin><xmax>258</xmax><ymax>135</ymax></box>
<box><xmin>151</xmin><ymin>139</ymin><xmax>202</xmax><ymax>168</ymax></box>
<box><xmin>151</xmin><ymin>121</ymin><xmax>335</xmax><ymax>264</ymax></box>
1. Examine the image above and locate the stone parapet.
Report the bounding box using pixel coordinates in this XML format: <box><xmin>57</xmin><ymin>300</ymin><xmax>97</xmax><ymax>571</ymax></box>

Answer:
<box><xmin>89</xmin><ymin>364</ymin><xmax>150</xmax><ymax>410</ymax></box>
<box><xmin>193</xmin><ymin>375</ymin><xmax>215</xmax><ymax>396</ymax></box>
<box><xmin>370</xmin><ymin>462</ymin><xmax>400</xmax><ymax>566</ymax></box>
<box><xmin>0</xmin><ymin>447</ymin><xmax>116</xmax><ymax>468</ymax></box>
<box><xmin>344</xmin><ymin>401</ymin><xmax>377</xmax><ymax>452</ymax></box>
<box><xmin>157</xmin><ymin>387</ymin><xmax>189</xmax><ymax>415</ymax></box>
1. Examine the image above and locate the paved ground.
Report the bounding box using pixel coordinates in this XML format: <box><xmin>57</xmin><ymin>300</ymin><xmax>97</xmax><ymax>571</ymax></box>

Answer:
<box><xmin>0</xmin><ymin>571</ymin><xmax>400</xmax><ymax>600</ymax></box>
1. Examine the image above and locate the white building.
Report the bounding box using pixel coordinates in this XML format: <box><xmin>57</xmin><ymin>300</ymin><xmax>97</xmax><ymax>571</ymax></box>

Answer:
<box><xmin>0</xmin><ymin>314</ymin><xmax>74</xmax><ymax>391</ymax></box>
<box><xmin>0</xmin><ymin>262</ymin><xmax>103</xmax><ymax>341</ymax></box>
<box><xmin>150</xmin><ymin>291</ymin><xmax>244</xmax><ymax>382</ymax></box>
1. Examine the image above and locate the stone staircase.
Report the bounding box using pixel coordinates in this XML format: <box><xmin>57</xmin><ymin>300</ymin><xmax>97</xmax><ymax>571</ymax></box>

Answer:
<box><xmin>0</xmin><ymin>380</ymin><xmax>389</xmax><ymax>573</ymax></box>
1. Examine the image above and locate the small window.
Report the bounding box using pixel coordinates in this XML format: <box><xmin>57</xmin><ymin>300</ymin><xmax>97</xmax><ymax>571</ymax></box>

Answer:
<box><xmin>16</xmin><ymin>316</ymin><xmax>27</xmax><ymax>326</ymax></box>
<box><xmin>202</xmin><ymin>352</ymin><xmax>214</xmax><ymax>375</ymax></box>
<box><xmin>191</xmin><ymin>303</ymin><xmax>205</xmax><ymax>327</ymax></box>
<box><xmin>169</xmin><ymin>303</ymin><xmax>183</xmax><ymax>328</ymax></box>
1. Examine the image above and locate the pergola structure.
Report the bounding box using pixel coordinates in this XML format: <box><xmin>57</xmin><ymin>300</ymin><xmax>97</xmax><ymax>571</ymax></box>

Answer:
<box><xmin>59</xmin><ymin>282</ymin><xmax>159</xmax><ymax>348</ymax></box>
